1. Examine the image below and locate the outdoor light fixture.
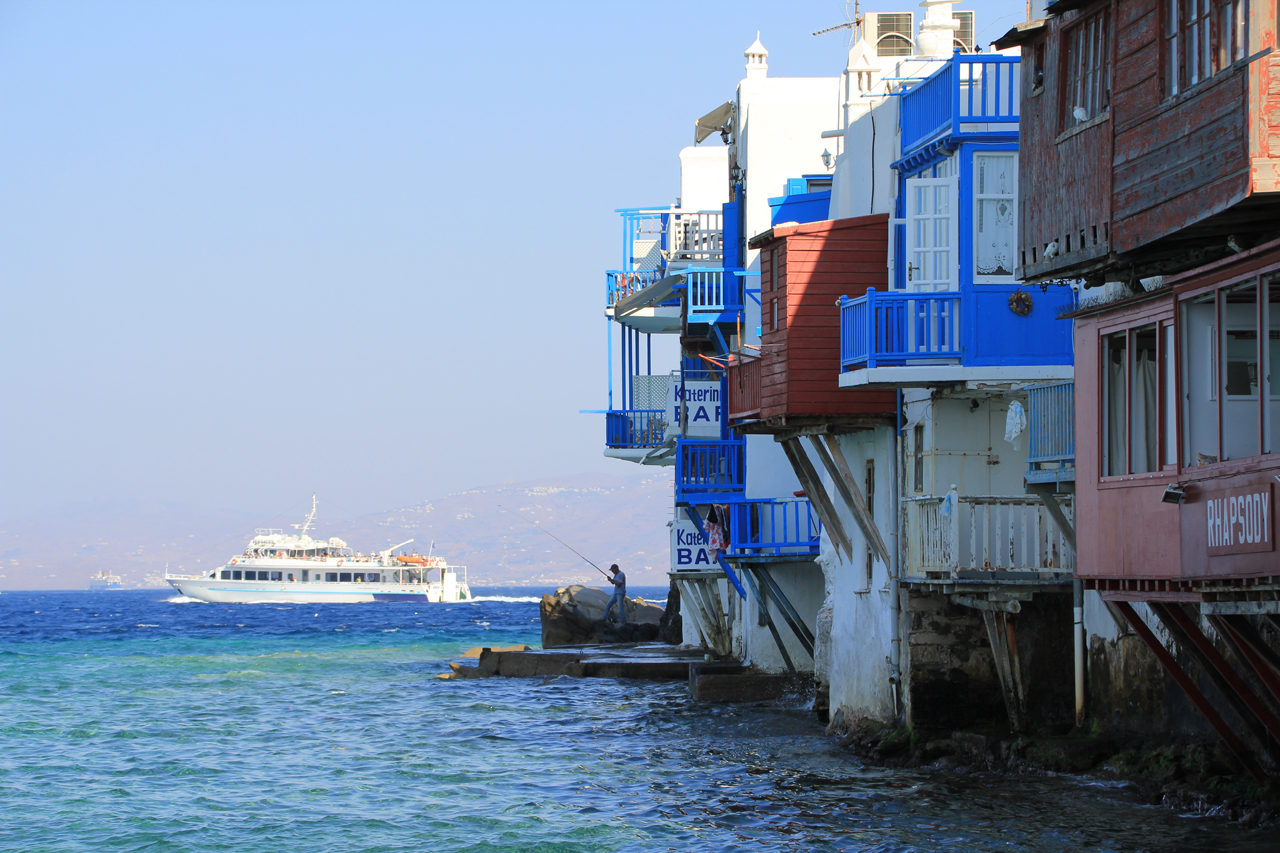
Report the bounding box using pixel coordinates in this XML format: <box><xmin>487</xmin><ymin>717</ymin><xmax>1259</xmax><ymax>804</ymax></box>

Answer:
<box><xmin>1161</xmin><ymin>485</ymin><xmax>1186</xmax><ymax>505</ymax></box>
<box><xmin>821</xmin><ymin>148</ymin><xmax>833</xmax><ymax>169</ymax></box>
<box><xmin>730</xmin><ymin>163</ymin><xmax>744</xmax><ymax>185</ymax></box>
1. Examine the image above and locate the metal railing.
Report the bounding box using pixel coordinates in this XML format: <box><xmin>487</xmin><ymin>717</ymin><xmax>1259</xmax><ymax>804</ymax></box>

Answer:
<box><xmin>683</xmin><ymin>267</ymin><xmax>742</xmax><ymax>315</ymax></box>
<box><xmin>675</xmin><ymin>438</ymin><xmax>745</xmax><ymax>501</ymax></box>
<box><xmin>900</xmin><ymin>54</ymin><xmax>1021</xmax><ymax>154</ymax></box>
<box><xmin>727</xmin><ymin>357</ymin><xmax>762</xmax><ymax>419</ymax></box>
<box><xmin>1026</xmin><ymin>381</ymin><xmax>1075</xmax><ymax>482</ymax></box>
<box><xmin>605</xmin><ymin>410</ymin><xmax>666</xmax><ymax>448</ymax></box>
<box><xmin>729</xmin><ymin>498</ymin><xmax>820</xmax><ymax>557</ymax></box>
<box><xmin>902</xmin><ymin>491</ymin><xmax>1074</xmax><ymax>576</ymax></box>
<box><xmin>840</xmin><ymin>288</ymin><xmax>962</xmax><ymax>370</ymax></box>
<box><xmin>606</xmin><ymin>269</ymin><xmax>668</xmax><ymax>307</ymax></box>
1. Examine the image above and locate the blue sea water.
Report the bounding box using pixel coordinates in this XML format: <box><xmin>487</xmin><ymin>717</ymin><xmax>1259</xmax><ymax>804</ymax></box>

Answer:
<box><xmin>0</xmin><ymin>588</ymin><xmax>1271</xmax><ymax>852</ymax></box>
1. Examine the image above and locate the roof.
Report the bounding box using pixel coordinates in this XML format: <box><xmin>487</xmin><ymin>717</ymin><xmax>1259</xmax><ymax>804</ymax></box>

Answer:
<box><xmin>992</xmin><ymin>18</ymin><xmax>1048</xmax><ymax>50</ymax></box>
<box><xmin>748</xmin><ymin>212</ymin><xmax>889</xmax><ymax>249</ymax></box>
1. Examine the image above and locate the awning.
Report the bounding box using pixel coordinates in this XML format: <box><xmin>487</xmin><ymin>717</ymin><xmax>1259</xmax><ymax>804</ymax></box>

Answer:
<box><xmin>616</xmin><ymin>273</ymin><xmax>683</xmax><ymax>318</ymax></box>
<box><xmin>694</xmin><ymin>101</ymin><xmax>735</xmax><ymax>144</ymax></box>
<box><xmin>993</xmin><ymin>18</ymin><xmax>1048</xmax><ymax>50</ymax></box>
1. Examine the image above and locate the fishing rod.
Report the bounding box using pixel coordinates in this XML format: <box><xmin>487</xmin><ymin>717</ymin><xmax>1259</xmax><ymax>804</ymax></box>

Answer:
<box><xmin>498</xmin><ymin>505</ymin><xmax>610</xmax><ymax>579</ymax></box>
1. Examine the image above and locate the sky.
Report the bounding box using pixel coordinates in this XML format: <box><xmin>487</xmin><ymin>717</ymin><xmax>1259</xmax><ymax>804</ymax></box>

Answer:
<box><xmin>0</xmin><ymin>0</ymin><xmax>1026</xmax><ymax>521</ymax></box>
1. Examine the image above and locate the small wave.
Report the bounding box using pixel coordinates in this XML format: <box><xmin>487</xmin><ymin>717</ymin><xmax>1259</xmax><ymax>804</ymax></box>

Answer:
<box><xmin>165</xmin><ymin>596</ymin><xmax>203</xmax><ymax>604</ymax></box>
<box><xmin>381</xmin><ymin>628</ymin><xmax>399</xmax><ymax>633</ymax></box>
<box><xmin>465</xmin><ymin>596</ymin><xmax>541</xmax><ymax>604</ymax></box>
<box><xmin>135</xmin><ymin>624</ymin><xmax>160</xmax><ymax>628</ymax></box>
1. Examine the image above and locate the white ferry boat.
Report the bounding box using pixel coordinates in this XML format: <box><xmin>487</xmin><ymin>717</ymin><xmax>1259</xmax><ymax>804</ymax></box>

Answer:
<box><xmin>89</xmin><ymin>571</ymin><xmax>125</xmax><ymax>591</ymax></box>
<box><xmin>164</xmin><ymin>496</ymin><xmax>471</xmax><ymax>604</ymax></box>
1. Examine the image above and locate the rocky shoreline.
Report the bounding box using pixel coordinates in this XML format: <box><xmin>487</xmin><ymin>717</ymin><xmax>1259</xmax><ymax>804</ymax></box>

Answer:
<box><xmin>827</xmin><ymin>711</ymin><xmax>1280</xmax><ymax>828</ymax></box>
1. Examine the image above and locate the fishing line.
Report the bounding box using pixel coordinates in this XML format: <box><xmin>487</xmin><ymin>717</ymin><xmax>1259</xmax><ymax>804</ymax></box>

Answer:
<box><xmin>498</xmin><ymin>505</ymin><xmax>610</xmax><ymax>579</ymax></box>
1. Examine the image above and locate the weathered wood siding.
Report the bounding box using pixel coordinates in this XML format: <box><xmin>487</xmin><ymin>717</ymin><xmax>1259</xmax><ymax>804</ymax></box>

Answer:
<box><xmin>1015</xmin><ymin>4</ymin><xmax>1113</xmax><ymax>281</ymax></box>
<box><xmin>758</xmin><ymin>215</ymin><xmax>896</xmax><ymax>421</ymax></box>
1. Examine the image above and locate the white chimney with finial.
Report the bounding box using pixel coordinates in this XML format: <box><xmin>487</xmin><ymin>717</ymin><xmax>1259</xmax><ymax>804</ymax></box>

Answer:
<box><xmin>745</xmin><ymin>32</ymin><xmax>769</xmax><ymax>79</ymax></box>
<box><xmin>916</xmin><ymin>0</ymin><xmax>960</xmax><ymax>59</ymax></box>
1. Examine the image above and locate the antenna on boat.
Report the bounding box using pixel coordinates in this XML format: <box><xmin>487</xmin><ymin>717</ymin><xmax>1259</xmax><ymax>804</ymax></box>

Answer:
<box><xmin>293</xmin><ymin>494</ymin><xmax>318</xmax><ymax>538</ymax></box>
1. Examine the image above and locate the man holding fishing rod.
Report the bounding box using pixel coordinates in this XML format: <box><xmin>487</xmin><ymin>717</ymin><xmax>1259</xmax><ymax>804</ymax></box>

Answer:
<box><xmin>603</xmin><ymin>564</ymin><xmax>627</xmax><ymax>625</ymax></box>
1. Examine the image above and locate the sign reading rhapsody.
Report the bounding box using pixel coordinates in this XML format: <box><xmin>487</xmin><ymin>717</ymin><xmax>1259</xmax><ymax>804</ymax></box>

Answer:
<box><xmin>1206</xmin><ymin>484</ymin><xmax>1274</xmax><ymax>557</ymax></box>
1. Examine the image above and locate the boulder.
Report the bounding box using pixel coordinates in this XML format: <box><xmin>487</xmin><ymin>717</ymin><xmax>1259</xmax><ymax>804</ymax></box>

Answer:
<box><xmin>540</xmin><ymin>584</ymin><xmax>666</xmax><ymax>648</ymax></box>
<box><xmin>658</xmin><ymin>579</ymin><xmax>682</xmax><ymax>645</ymax></box>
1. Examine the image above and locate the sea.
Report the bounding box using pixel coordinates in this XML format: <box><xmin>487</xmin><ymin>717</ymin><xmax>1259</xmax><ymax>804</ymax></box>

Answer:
<box><xmin>0</xmin><ymin>588</ymin><xmax>1272</xmax><ymax>853</ymax></box>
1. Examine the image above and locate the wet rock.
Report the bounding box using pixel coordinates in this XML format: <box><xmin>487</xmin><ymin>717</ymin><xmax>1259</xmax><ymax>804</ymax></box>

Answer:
<box><xmin>461</xmin><ymin>645</ymin><xmax>530</xmax><ymax>658</ymax></box>
<box><xmin>448</xmin><ymin>662</ymin><xmax>493</xmax><ymax>679</ymax></box>
<box><xmin>540</xmin><ymin>585</ymin><xmax>664</xmax><ymax>648</ymax></box>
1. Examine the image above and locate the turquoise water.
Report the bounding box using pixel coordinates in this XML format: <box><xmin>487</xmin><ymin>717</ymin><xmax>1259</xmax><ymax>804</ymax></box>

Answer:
<box><xmin>0</xmin><ymin>589</ymin><xmax>1270</xmax><ymax>852</ymax></box>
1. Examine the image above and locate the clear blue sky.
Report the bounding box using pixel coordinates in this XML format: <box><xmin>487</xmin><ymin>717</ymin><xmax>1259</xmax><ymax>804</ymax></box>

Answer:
<box><xmin>0</xmin><ymin>0</ymin><xmax>1024</xmax><ymax>519</ymax></box>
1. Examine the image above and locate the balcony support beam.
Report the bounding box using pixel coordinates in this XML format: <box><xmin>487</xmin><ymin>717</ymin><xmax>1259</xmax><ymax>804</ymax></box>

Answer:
<box><xmin>779</xmin><ymin>438</ymin><xmax>853</xmax><ymax>562</ymax></box>
<box><xmin>1026</xmin><ymin>483</ymin><xmax>1076</xmax><ymax>553</ymax></box>
<box><xmin>750</xmin><ymin>565</ymin><xmax>815</xmax><ymax>659</ymax></box>
<box><xmin>815</xmin><ymin>434</ymin><xmax>891</xmax><ymax>567</ymax></box>
<box><xmin>739</xmin><ymin>568</ymin><xmax>797</xmax><ymax>675</ymax></box>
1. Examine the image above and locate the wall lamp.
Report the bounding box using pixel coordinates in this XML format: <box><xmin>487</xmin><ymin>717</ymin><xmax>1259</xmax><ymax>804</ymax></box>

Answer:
<box><xmin>1161</xmin><ymin>485</ymin><xmax>1186</xmax><ymax>505</ymax></box>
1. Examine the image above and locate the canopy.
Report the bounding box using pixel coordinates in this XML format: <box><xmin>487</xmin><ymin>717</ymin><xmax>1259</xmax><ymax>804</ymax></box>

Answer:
<box><xmin>694</xmin><ymin>101</ymin><xmax>735</xmax><ymax>144</ymax></box>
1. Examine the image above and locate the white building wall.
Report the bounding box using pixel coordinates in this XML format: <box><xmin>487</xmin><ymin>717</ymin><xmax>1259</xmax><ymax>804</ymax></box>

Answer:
<box><xmin>744</xmin><ymin>435</ymin><xmax>801</xmax><ymax>500</ymax></box>
<box><xmin>740</xmin><ymin>561</ymin><xmax>825</xmax><ymax>671</ymax></box>
<box><xmin>829</xmin><ymin>95</ymin><xmax>899</xmax><ymax>221</ymax></box>
<box><xmin>679</xmin><ymin>146</ymin><xmax>730</xmax><ymax>211</ymax></box>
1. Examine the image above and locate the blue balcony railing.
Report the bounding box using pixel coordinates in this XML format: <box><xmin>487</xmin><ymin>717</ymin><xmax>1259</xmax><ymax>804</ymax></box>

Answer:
<box><xmin>680</xmin><ymin>267</ymin><xmax>743</xmax><ymax>318</ymax></box>
<box><xmin>900</xmin><ymin>54</ymin><xmax>1020</xmax><ymax>155</ymax></box>
<box><xmin>675</xmin><ymin>438</ymin><xmax>745</xmax><ymax>503</ymax></box>
<box><xmin>1026</xmin><ymin>381</ymin><xmax>1075</xmax><ymax>484</ymax></box>
<box><xmin>606</xmin><ymin>269</ymin><xmax>672</xmax><ymax>307</ymax></box>
<box><xmin>606</xmin><ymin>410</ymin><xmax>666</xmax><ymax>448</ymax></box>
<box><xmin>728</xmin><ymin>498</ymin><xmax>820</xmax><ymax>557</ymax></box>
<box><xmin>840</xmin><ymin>288</ymin><xmax>962</xmax><ymax>370</ymax></box>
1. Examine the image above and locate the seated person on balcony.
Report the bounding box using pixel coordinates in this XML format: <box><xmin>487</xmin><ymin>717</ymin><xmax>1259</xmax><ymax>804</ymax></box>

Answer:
<box><xmin>603</xmin><ymin>564</ymin><xmax>627</xmax><ymax>624</ymax></box>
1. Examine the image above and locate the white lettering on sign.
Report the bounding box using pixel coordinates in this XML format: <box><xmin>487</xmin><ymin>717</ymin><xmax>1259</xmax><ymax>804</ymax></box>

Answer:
<box><xmin>670</xmin><ymin>518</ymin><xmax>713</xmax><ymax>571</ymax></box>
<box><xmin>1206</xmin><ymin>484</ymin><xmax>1275</xmax><ymax>557</ymax></box>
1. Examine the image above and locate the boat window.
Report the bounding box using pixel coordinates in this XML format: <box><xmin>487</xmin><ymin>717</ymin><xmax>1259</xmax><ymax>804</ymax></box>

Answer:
<box><xmin>220</xmin><ymin>570</ymin><xmax>231</xmax><ymax>580</ymax></box>
<box><xmin>366</xmin><ymin>573</ymin><xmax>380</xmax><ymax>583</ymax></box>
<box><xmin>232</xmin><ymin>570</ymin><xmax>243</xmax><ymax>580</ymax></box>
<box><xmin>242</xmin><ymin>571</ymin><xmax>255</xmax><ymax>580</ymax></box>
<box><xmin>339</xmin><ymin>572</ymin><xmax>352</xmax><ymax>582</ymax></box>
<box><xmin>353</xmin><ymin>573</ymin><xmax>365</xmax><ymax>582</ymax></box>
<box><xmin>325</xmin><ymin>572</ymin><xmax>338</xmax><ymax>582</ymax></box>
<box><xmin>270</xmin><ymin>572</ymin><xmax>282</xmax><ymax>581</ymax></box>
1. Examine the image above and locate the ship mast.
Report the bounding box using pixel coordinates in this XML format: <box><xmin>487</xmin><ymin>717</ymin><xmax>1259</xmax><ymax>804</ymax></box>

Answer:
<box><xmin>293</xmin><ymin>494</ymin><xmax>318</xmax><ymax>539</ymax></box>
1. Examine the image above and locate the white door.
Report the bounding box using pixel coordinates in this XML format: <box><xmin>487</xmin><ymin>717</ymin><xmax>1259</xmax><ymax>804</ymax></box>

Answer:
<box><xmin>905</xmin><ymin>178</ymin><xmax>958</xmax><ymax>292</ymax></box>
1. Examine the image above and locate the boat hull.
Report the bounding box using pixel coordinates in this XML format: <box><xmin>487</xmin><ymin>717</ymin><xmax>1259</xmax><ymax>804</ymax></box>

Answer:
<box><xmin>166</xmin><ymin>578</ymin><xmax>471</xmax><ymax>604</ymax></box>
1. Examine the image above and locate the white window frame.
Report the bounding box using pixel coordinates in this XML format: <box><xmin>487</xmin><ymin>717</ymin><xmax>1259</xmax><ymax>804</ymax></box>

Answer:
<box><xmin>904</xmin><ymin>177</ymin><xmax>959</xmax><ymax>292</ymax></box>
<box><xmin>973</xmin><ymin>152</ymin><xmax>1019</xmax><ymax>284</ymax></box>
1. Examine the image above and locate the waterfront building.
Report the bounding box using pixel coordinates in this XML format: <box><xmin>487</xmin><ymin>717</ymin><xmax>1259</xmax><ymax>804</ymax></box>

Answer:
<box><xmin>999</xmin><ymin>0</ymin><xmax>1280</xmax><ymax>776</ymax></box>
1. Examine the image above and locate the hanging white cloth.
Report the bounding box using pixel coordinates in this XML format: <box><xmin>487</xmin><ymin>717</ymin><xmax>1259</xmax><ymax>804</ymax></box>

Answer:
<box><xmin>1004</xmin><ymin>400</ymin><xmax>1027</xmax><ymax>450</ymax></box>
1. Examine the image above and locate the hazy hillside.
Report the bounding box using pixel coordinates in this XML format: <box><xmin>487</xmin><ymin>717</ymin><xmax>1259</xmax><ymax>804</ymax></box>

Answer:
<box><xmin>0</xmin><ymin>470</ymin><xmax>675</xmax><ymax>590</ymax></box>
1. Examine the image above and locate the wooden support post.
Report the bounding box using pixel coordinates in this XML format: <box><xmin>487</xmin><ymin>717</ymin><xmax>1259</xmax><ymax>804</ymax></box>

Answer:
<box><xmin>752</xmin><ymin>566</ymin><xmax>815</xmax><ymax>657</ymax></box>
<box><xmin>779</xmin><ymin>437</ymin><xmax>853</xmax><ymax>561</ymax></box>
<box><xmin>1210</xmin><ymin>615</ymin><xmax>1280</xmax><ymax>712</ymax></box>
<box><xmin>683</xmin><ymin>506</ymin><xmax>747</xmax><ymax>600</ymax></box>
<box><xmin>1027</xmin><ymin>484</ymin><xmax>1076</xmax><ymax>553</ymax></box>
<box><xmin>981</xmin><ymin>608</ymin><xmax>1027</xmax><ymax>733</ymax></box>
<box><xmin>1117</xmin><ymin>601</ymin><xmax>1267</xmax><ymax>782</ymax></box>
<box><xmin>816</xmin><ymin>434</ymin><xmax>892</xmax><ymax>566</ymax></box>
<box><xmin>740</xmin><ymin>568</ymin><xmax>797</xmax><ymax>675</ymax></box>
<box><xmin>1153</xmin><ymin>603</ymin><xmax>1280</xmax><ymax>747</ymax></box>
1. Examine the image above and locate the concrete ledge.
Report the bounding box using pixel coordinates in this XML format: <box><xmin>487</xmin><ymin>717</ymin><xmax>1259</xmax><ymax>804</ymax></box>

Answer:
<box><xmin>472</xmin><ymin>643</ymin><xmax>703</xmax><ymax>680</ymax></box>
<box><xmin>689</xmin><ymin>662</ymin><xmax>810</xmax><ymax>703</ymax></box>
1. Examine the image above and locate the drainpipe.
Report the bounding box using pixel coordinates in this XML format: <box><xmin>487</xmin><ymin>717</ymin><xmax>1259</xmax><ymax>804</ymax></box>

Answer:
<box><xmin>890</xmin><ymin>389</ymin><xmax>904</xmax><ymax>720</ymax></box>
<box><xmin>1073</xmin><ymin>578</ymin><xmax>1085</xmax><ymax>728</ymax></box>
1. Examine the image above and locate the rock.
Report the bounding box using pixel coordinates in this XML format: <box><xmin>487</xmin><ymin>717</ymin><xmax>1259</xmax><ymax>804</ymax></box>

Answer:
<box><xmin>461</xmin><ymin>645</ymin><xmax>531</xmax><ymax>658</ymax></box>
<box><xmin>658</xmin><ymin>579</ymin><xmax>682</xmax><ymax>645</ymax></box>
<box><xmin>540</xmin><ymin>585</ymin><xmax>664</xmax><ymax>648</ymax></box>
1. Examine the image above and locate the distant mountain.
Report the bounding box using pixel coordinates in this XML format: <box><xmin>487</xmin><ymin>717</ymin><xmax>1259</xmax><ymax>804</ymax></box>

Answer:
<box><xmin>0</xmin><ymin>470</ymin><xmax>675</xmax><ymax>590</ymax></box>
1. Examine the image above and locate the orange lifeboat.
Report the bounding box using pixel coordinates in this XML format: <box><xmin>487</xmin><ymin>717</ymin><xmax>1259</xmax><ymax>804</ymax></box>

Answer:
<box><xmin>396</xmin><ymin>555</ymin><xmax>426</xmax><ymax>565</ymax></box>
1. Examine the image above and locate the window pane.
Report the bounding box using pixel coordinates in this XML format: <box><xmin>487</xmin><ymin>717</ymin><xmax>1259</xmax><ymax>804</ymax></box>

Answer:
<box><xmin>1132</xmin><ymin>325</ymin><xmax>1159</xmax><ymax>473</ymax></box>
<box><xmin>1223</xmin><ymin>281</ymin><xmax>1260</xmax><ymax>460</ymax></box>
<box><xmin>1182</xmin><ymin>294</ymin><xmax>1219</xmax><ymax>464</ymax></box>
<box><xmin>1104</xmin><ymin>332</ymin><xmax>1128</xmax><ymax>475</ymax></box>
<box><xmin>1164</xmin><ymin>325</ymin><xmax>1178</xmax><ymax>465</ymax></box>
<box><xmin>974</xmin><ymin>153</ymin><xmax>1017</xmax><ymax>279</ymax></box>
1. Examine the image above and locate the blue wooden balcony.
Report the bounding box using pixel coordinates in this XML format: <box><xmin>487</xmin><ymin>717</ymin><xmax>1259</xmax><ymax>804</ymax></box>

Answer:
<box><xmin>840</xmin><ymin>288</ymin><xmax>962</xmax><ymax>369</ymax></box>
<box><xmin>728</xmin><ymin>498</ymin><xmax>820</xmax><ymax>558</ymax></box>
<box><xmin>1026</xmin><ymin>381</ymin><xmax>1075</xmax><ymax>484</ymax></box>
<box><xmin>900</xmin><ymin>54</ymin><xmax>1020</xmax><ymax>156</ymax></box>
<box><xmin>675</xmin><ymin>438</ymin><xmax>745</xmax><ymax>504</ymax></box>
<box><xmin>677</xmin><ymin>267</ymin><xmax>744</xmax><ymax>325</ymax></box>
<box><xmin>605</xmin><ymin>409</ymin><xmax>666</xmax><ymax>449</ymax></box>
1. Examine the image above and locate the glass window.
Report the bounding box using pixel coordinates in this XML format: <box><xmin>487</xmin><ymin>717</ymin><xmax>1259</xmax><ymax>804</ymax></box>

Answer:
<box><xmin>1267</xmin><ymin>275</ymin><xmax>1280</xmax><ymax>454</ymax></box>
<box><xmin>325</xmin><ymin>572</ymin><xmax>338</xmax><ymax>582</ymax></box>
<box><xmin>1131</xmin><ymin>325</ymin><xmax>1159</xmax><ymax>473</ymax></box>
<box><xmin>270</xmin><ymin>572</ymin><xmax>282</xmax><ymax>581</ymax></box>
<box><xmin>1103</xmin><ymin>332</ymin><xmax>1127</xmax><ymax>475</ymax></box>
<box><xmin>1164</xmin><ymin>324</ymin><xmax>1178</xmax><ymax>466</ymax></box>
<box><xmin>1181</xmin><ymin>293</ymin><xmax>1219</xmax><ymax>465</ymax></box>
<box><xmin>1063</xmin><ymin>11</ymin><xmax>1111</xmax><ymax>128</ymax></box>
<box><xmin>232</xmin><ymin>570</ymin><xmax>242</xmax><ymax>580</ymax></box>
<box><xmin>1222</xmin><ymin>281</ymin><xmax>1260</xmax><ymax>460</ymax></box>
<box><xmin>220</xmin><ymin>570</ymin><xmax>231</xmax><ymax>580</ymax></box>
<box><xmin>353</xmin><ymin>573</ymin><xmax>365</xmax><ymax>582</ymax></box>
<box><xmin>339</xmin><ymin>572</ymin><xmax>352</xmax><ymax>583</ymax></box>
<box><xmin>974</xmin><ymin>153</ymin><xmax>1017</xmax><ymax>281</ymax></box>
<box><xmin>367</xmin><ymin>573</ymin><xmax>380</xmax><ymax>583</ymax></box>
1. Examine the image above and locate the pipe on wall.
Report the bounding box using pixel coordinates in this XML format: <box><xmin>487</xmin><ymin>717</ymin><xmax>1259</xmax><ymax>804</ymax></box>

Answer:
<box><xmin>890</xmin><ymin>390</ymin><xmax>904</xmax><ymax>720</ymax></box>
<box><xmin>1073</xmin><ymin>579</ymin><xmax>1084</xmax><ymax>728</ymax></box>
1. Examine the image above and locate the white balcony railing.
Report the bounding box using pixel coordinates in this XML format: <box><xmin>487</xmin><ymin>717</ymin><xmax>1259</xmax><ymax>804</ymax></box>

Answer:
<box><xmin>902</xmin><ymin>489</ymin><xmax>1074</xmax><ymax>577</ymax></box>
<box><xmin>667</xmin><ymin>210</ymin><xmax>723</xmax><ymax>265</ymax></box>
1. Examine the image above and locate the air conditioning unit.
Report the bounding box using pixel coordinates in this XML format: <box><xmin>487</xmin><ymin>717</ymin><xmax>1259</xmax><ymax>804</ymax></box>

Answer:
<box><xmin>954</xmin><ymin>11</ymin><xmax>976</xmax><ymax>53</ymax></box>
<box><xmin>864</xmin><ymin>12</ymin><xmax>915</xmax><ymax>58</ymax></box>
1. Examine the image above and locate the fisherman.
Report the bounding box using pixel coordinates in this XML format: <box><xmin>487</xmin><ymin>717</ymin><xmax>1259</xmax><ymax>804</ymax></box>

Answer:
<box><xmin>603</xmin><ymin>564</ymin><xmax>627</xmax><ymax>624</ymax></box>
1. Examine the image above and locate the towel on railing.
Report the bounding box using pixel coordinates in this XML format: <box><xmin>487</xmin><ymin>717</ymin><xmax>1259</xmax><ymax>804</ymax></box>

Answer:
<box><xmin>1004</xmin><ymin>401</ymin><xmax>1027</xmax><ymax>451</ymax></box>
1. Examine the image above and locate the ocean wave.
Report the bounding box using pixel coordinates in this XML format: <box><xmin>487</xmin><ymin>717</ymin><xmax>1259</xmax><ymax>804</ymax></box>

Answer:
<box><xmin>464</xmin><ymin>596</ymin><xmax>541</xmax><ymax>604</ymax></box>
<box><xmin>164</xmin><ymin>596</ymin><xmax>204</xmax><ymax>604</ymax></box>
